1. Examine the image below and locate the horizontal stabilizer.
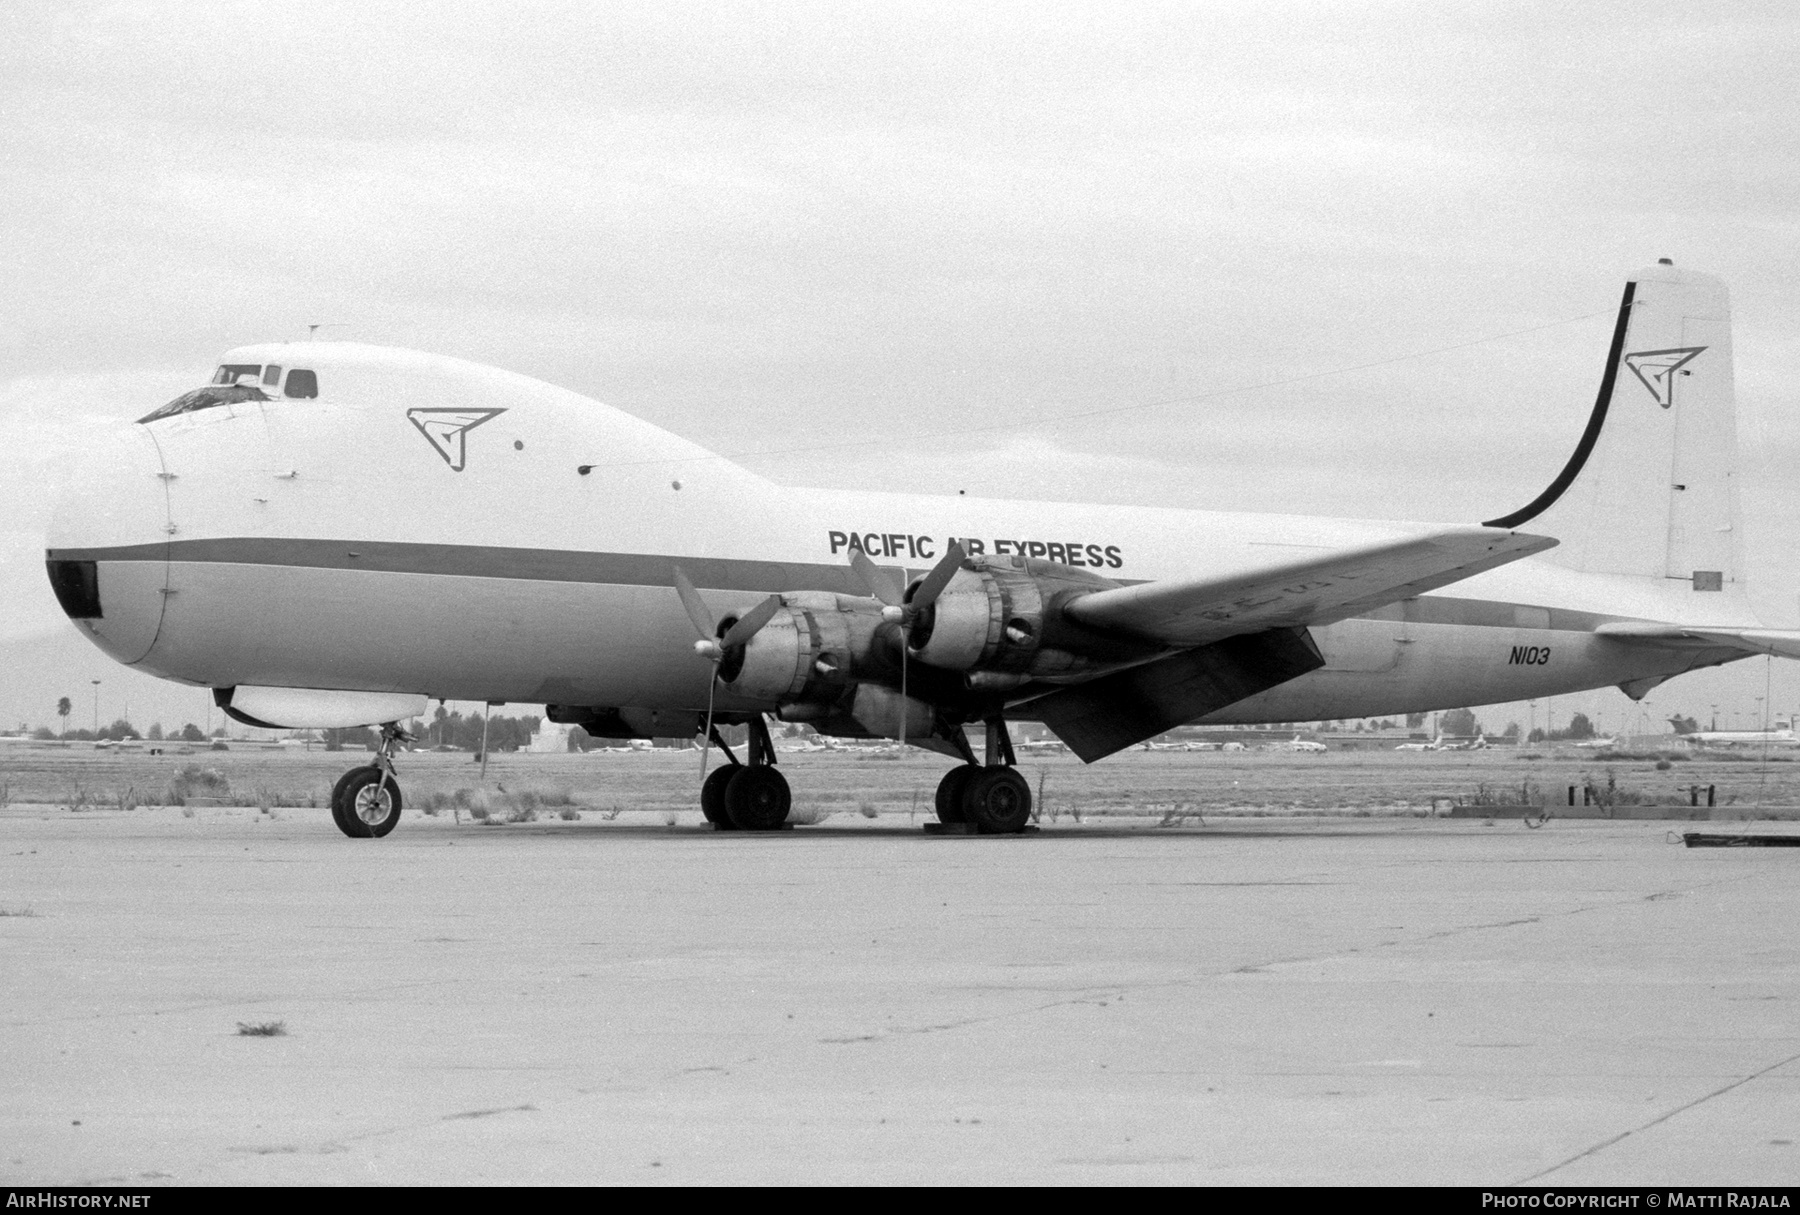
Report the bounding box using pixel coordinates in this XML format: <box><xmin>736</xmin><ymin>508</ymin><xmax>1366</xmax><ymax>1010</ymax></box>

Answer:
<box><xmin>1594</xmin><ymin>622</ymin><xmax>1800</xmax><ymax>661</ymax></box>
<box><xmin>1063</xmin><ymin>527</ymin><xmax>1554</xmax><ymax>648</ymax></box>
<box><xmin>1031</xmin><ymin>627</ymin><xmax>1325</xmax><ymax>762</ymax></box>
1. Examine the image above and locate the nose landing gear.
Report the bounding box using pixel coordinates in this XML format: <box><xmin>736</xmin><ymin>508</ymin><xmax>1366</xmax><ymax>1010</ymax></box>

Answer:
<box><xmin>330</xmin><ymin>723</ymin><xmax>412</xmax><ymax>838</ymax></box>
<box><xmin>931</xmin><ymin>717</ymin><xmax>1033</xmax><ymax>834</ymax></box>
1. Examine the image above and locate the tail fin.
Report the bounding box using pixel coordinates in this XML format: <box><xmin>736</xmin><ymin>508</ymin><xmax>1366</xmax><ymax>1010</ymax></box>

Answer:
<box><xmin>1485</xmin><ymin>262</ymin><xmax>1742</xmax><ymax>597</ymax></box>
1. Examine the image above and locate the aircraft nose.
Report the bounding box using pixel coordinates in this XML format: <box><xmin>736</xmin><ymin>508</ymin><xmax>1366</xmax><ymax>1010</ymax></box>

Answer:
<box><xmin>44</xmin><ymin>423</ymin><xmax>171</xmax><ymax>665</ymax></box>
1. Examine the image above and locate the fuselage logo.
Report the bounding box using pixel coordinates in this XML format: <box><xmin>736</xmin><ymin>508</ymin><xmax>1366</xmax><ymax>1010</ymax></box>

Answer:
<box><xmin>1623</xmin><ymin>347</ymin><xmax>1705</xmax><ymax>408</ymax></box>
<box><xmin>406</xmin><ymin>408</ymin><xmax>506</xmax><ymax>471</ymax></box>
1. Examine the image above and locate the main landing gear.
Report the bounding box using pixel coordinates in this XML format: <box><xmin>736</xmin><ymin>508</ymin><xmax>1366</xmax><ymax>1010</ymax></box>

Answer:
<box><xmin>933</xmin><ymin>717</ymin><xmax>1033</xmax><ymax>834</ymax></box>
<box><xmin>331</xmin><ymin>723</ymin><xmax>412</xmax><ymax>839</ymax></box>
<box><xmin>700</xmin><ymin>715</ymin><xmax>792</xmax><ymax>831</ymax></box>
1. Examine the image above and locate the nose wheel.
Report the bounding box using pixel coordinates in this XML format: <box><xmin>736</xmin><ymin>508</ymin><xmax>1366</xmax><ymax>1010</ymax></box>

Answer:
<box><xmin>330</xmin><ymin>723</ymin><xmax>411</xmax><ymax>838</ymax></box>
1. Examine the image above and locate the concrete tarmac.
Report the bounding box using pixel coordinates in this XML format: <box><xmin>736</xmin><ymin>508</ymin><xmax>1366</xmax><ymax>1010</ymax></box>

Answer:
<box><xmin>2</xmin><ymin>805</ymin><xmax>1797</xmax><ymax>1186</ymax></box>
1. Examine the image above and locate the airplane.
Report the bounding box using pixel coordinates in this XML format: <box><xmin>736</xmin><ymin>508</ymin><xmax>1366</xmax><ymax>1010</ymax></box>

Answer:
<box><xmin>1570</xmin><ymin>734</ymin><xmax>1622</xmax><ymax>749</ymax></box>
<box><xmin>44</xmin><ymin>261</ymin><xmax>1800</xmax><ymax>837</ymax></box>
<box><xmin>1283</xmin><ymin>734</ymin><xmax>1328</xmax><ymax>754</ymax></box>
<box><xmin>1685</xmin><ymin>725</ymin><xmax>1800</xmax><ymax>748</ymax></box>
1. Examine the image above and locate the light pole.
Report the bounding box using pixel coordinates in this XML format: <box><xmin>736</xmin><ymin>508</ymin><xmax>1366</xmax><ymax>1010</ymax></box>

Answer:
<box><xmin>90</xmin><ymin>680</ymin><xmax>100</xmax><ymax>737</ymax></box>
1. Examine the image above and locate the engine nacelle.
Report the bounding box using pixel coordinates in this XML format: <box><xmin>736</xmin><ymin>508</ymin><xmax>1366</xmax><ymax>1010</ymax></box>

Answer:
<box><xmin>719</xmin><ymin>591</ymin><xmax>893</xmax><ymax>703</ymax></box>
<box><xmin>905</xmin><ymin>555</ymin><xmax>1153</xmax><ymax>678</ymax></box>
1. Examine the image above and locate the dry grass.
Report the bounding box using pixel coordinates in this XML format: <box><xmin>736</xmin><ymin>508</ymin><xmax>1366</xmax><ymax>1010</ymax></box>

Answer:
<box><xmin>4</xmin><ymin>745</ymin><xmax>1800</xmax><ymax>820</ymax></box>
<box><xmin>236</xmin><ymin>1021</ymin><xmax>286</xmax><ymax>1037</ymax></box>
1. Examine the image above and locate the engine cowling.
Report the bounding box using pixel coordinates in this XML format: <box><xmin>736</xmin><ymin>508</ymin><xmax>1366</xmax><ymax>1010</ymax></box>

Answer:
<box><xmin>718</xmin><ymin>591</ymin><xmax>892</xmax><ymax>703</ymax></box>
<box><xmin>904</xmin><ymin>555</ymin><xmax>1154</xmax><ymax>678</ymax></box>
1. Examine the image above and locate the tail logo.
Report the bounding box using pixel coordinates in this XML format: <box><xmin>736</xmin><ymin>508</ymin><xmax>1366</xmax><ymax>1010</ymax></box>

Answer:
<box><xmin>406</xmin><ymin>408</ymin><xmax>506</xmax><ymax>471</ymax></box>
<box><xmin>1623</xmin><ymin>347</ymin><xmax>1706</xmax><ymax>409</ymax></box>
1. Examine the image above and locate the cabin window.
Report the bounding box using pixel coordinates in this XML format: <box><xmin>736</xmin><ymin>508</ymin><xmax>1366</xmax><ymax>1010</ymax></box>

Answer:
<box><xmin>284</xmin><ymin>369</ymin><xmax>318</xmax><ymax>399</ymax></box>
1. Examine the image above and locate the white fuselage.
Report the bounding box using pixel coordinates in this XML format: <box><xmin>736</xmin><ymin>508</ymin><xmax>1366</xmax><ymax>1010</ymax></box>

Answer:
<box><xmin>47</xmin><ymin>343</ymin><xmax>1754</xmax><ymax>732</ymax></box>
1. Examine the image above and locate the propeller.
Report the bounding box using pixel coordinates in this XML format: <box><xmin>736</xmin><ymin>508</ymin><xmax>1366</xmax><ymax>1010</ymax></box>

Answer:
<box><xmin>847</xmin><ymin>541</ymin><xmax>966</xmax><ymax>748</ymax></box>
<box><xmin>672</xmin><ymin>566</ymin><xmax>783</xmax><ymax>779</ymax></box>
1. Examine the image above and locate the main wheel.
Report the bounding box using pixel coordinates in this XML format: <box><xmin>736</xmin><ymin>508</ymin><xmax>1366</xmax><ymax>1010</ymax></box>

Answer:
<box><xmin>934</xmin><ymin>764</ymin><xmax>980</xmax><ymax>824</ymax></box>
<box><xmin>701</xmin><ymin>764</ymin><xmax>738</xmax><ymax>829</ymax></box>
<box><xmin>330</xmin><ymin>765</ymin><xmax>379</xmax><ymax>837</ymax></box>
<box><xmin>336</xmin><ymin>768</ymin><xmax>403</xmax><ymax>838</ymax></box>
<box><xmin>962</xmin><ymin>767</ymin><xmax>1032</xmax><ymax>834</ymax></box>
<box><xmin>723</xmin><ymin>766</ymin><xmax>791</xmax><ymax>831</ymax></box>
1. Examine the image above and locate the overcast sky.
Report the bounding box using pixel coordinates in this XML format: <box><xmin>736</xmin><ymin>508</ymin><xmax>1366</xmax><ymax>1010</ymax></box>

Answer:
<box><xmin>4</xmin><ymin>1</ymin><xmax>1799</xmax><ymax>732</ymax></box>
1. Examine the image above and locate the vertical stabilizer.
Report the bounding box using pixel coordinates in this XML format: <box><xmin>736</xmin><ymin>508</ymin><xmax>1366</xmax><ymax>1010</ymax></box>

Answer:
<box><xmin>1485</xmin><ymin>263</ymin><xmax>1742</xmax><ymax>596</ymax></box>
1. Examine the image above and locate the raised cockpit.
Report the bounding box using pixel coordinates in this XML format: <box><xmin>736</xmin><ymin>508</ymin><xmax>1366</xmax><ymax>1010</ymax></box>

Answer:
<box><xmin>138</xmin><ymin>363</ymin><xmax>320</xmax><ymax>423</ymax></box>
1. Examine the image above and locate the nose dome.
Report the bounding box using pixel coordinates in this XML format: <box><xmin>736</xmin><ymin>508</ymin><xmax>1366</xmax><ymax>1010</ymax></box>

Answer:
<box><xmin>44</xmin><ymin>423</ymin><xmax>170</xmax><ymax>665</ymax></box>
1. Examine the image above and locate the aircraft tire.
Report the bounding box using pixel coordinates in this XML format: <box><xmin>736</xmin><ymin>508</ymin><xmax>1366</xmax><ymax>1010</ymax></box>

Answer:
<box><xmin>962</xmin><ymin>767</ymin><xmax>1032</xmax><ymax>834</ymax></box>
<box><xmin>934</xmin><ymin>765</ymin><xmax>980</xmax><ymax>824</ymax></box>
<box><xmin>330</xmin><ymin>765</ymin><xmax>379</xmax><ymax>838</ymax></box>
<box><xmin>701</xmin><ymin>765</ymin><xmax>738</xmax><ymax>829</ymax></box>
<box><xmin>337</xmin><ymin>768</ymin><xmax>402</xmax><ymax>838</ymax></box>
<box><xmin>723</xmin><ymin>766</ymin><xmax>791</xmax><ymax>831</ymax></box>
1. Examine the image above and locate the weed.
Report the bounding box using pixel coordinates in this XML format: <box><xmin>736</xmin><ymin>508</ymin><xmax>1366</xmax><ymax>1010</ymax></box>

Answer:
<box><xmin>468</xmin><ymin>805</ymin><xmax>490</xmax><ymax>820</ymax></box>
<box><xmin>0</xmin><ymin>907</ymin><xmax>38</xmax><ymax>917</ymax></box>
<box><xmin>857</xmin><ymin>801</ymin><xmax>879</xmax><ymax>818</ymax></box>
<box><xmin>113</xmin><ymin>785</ymin><xmax>144</xmax><ymax>813</ymax></box>
<box><xmin>0</xmin><ymin>779</ymin><xmax>9</xmax><ymax>808</ymax></box>
<box><xmin>1465</xmin><ymin>780</ymin><xmax>1547</xmax><ymax>807</ymax></box>
<box><xmin>181</xmin><ymin>807</ymin><xmax>196</xmax><ymax>818</ymax></box>
<box><xmin>479</xmin><ymin>815</ymin><xmax>505</xmax><ymax>826</ymax></box>
<box><xmin>662</xmin><ymin>811</ymin><xmax>678</xmax><ymax>826</ymax></box>
<box><xmin>60</xmin><ymin>780</ymin><xmax>90</xmax><ymax>813</ymax></box>
<box><xmin>236</xmin><ymin>1021</ymin><xmax>286</xmax><ymax>1037</ymax></box>
<box><xmin>504</xmin><ymin>803</ymin><xmax>537</xmax><ymax>823</ymax></box>
<box><xmin>167</xmin><ymin>765</ymin><xmax>229</xmax><ymax>806</ymax></box>
<box><xmin>558</xmin><ymin>807</ymin><xmax>581</xmax><ymax>821</ymax></box>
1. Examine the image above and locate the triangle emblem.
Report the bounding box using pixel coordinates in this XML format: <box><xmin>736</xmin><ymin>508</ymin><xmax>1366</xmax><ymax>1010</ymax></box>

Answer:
<box><xmin>1622</xmin><ymin>347</ymin><xmax>1705</xmax><ymax>409</ymax></box>
<box><xmin>406</xmin><ymin>408</ymin><xmax>506</xmax><ymax>471</ymax></box>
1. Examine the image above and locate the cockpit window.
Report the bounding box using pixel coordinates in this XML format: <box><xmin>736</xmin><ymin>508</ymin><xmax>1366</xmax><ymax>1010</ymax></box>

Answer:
<box><xmin>262</xmin><ymin>365</ymin><xmax>282</xmax><ymax>385</ymax></box>
<box><xmin>213</xmin><ymin>364</ymin><xmax>262</xmax><ymax>385</ymax></box>
<box><xmin>283</xmin><ymin>369</ymin><xmax>318</xmax><ymax>399</ymax></box>
<box><xmin>137</xmin><ymin>383</ymin><xmax>271</xmax><ymax>424</ymax></box>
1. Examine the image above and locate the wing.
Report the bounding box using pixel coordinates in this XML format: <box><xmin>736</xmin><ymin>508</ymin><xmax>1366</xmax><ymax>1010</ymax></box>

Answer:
<box><xmin>1062</xmin><ymin>526</ymin><xmax>1556</xmax><ymax>647</ymax></box>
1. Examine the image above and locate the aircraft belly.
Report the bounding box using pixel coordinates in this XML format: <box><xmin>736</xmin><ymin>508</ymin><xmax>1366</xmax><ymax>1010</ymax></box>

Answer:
<box><xmin>138</xmin><ymin>564</ymin><xmax>726</xmax><ymax>709</ymax></box>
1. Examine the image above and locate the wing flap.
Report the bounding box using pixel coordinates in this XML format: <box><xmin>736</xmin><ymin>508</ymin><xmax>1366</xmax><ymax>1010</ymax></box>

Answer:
<box><xmin>1062</xmin><ymin>527</ymin><xmax>1555</xmax><ymax>648</ymax></box>
<box><xmin>1031</xmin><ymin>627</ymin><xmax>1325</xmax><ymax>762</ymax></box>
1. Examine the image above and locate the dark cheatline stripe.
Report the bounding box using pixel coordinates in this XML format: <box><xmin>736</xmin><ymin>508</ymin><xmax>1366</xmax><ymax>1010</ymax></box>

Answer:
<box><xmin>50</xmin><ymin>537</ymin><xmax>880</xmax><ymax>597</ymax></box>
<box><xmin>1482</xmin><ymin>280</ymin><xmax>1638</xmax><ymax>529</ymax></box>
<box><xmin>48</xmin><ymin>537</ymin><xmax>1617</xmax><ymax>634</ymax></box>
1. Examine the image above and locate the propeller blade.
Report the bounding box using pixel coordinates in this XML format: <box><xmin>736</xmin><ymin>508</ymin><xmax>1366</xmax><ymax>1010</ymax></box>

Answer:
<box><xmin>849</xmin><ymin>548</ymin><xmax>903</xmax><ymax>607</ymax></box>
<box><xmin>907</xmin><ymin>540</ymin><xmax>966</xmax><ymax>613</ymax></box>
<box><xmin>721</xmin><ymin>594</ymin><xmax>783</xmax><ymax>649</ymax></box>
<box><xmin>671</xmin><ymin>566</ymin><xmax>716</xmax><ymax>640</ymax></box>
<box><xmin>698</xmin><ymin>676</ymin><xmax>716</xmax><ymax>782</ymax></box>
